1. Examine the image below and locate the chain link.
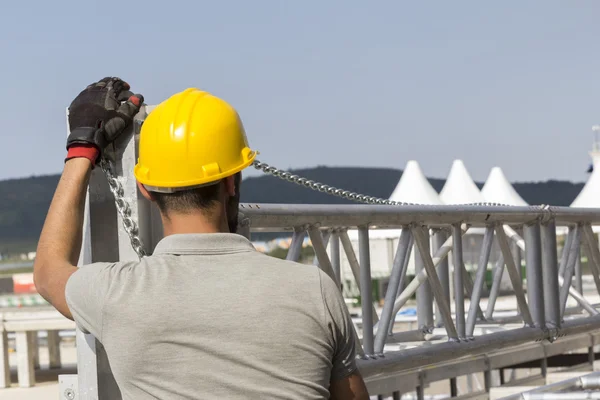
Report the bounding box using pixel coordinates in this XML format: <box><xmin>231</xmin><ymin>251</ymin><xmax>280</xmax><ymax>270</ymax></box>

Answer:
<box><xmin>252</xmin><ymin>160</ymin><xmax>514</xmax><ymax>207</ymax></box>
<box><xmin>99</xmin><ymin>158</ymin><xmax>147</xmax><ymax>259</ymax></box>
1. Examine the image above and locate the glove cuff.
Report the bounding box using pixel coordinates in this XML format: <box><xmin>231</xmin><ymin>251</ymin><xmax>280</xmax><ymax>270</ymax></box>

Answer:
<box><xmin>65</xmin><ymin>144</ymin><xmax>100</xmax><ymax>168</ymax></box>
<box><xmin>67</xmin><ymin>127</ymin><xmax>108</xmax><ymax>151</ymax></box>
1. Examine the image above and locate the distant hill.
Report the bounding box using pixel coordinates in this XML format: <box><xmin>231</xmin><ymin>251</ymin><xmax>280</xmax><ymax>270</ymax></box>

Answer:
<box><xmin>0</xmin><ymin>167</ymin><xmax>585</xmax><ymax>254</ymax></box>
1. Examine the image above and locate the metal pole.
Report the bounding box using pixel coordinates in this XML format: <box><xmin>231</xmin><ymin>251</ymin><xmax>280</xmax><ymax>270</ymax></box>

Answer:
<box><xmin>308</xmin><ymin>226</ymin><xmax>339</xmax><ymax>286</ymax></box>
<box><xmin>358</xmin><ymin>227</ymin><xmax>375</xmax><ymax>356</ymax></box>
<box><xmin>575</xmin><ymin>248</ymin><xmax>583</xmax><ymax>294</ymax></box>
<box><xmin>559</xmin><ymin>228</ymin><xmax>575</xmax><ymax>278</ymax></box>
<box><xmin>485</xmin><ymin>255</ymin><xmax>505</xmax><ymax>320</ymax></box>
<box><xmin>559</xmin><ymin>226</ymin><xmax>581</xmax><ymax>317</ymax></box>
<box><xmin>452</xmin><ymin>223</ymin><xmax>466</xmax><ymax>339</ymax></box>
<box><xmin>523</xmin><ymin>222</ymin><xmax>546</xmax><ymax>328</ymax></box>
<box><xmin>415</xmin><ymin>230</ymin><xmax>434</xmax><ymax>331</ymax></box>
<box><xmin>466</xmin><ymin>226</ymin><xmax>494</xmax><ymax>337</ymax></box>
<box><xmin>374</xmin><ymin>228</ymin><xmax>411</xmax><ymax>354</ymax></box>
<box><xmin>433</xmin><ymin>230</ymin><xmax>451</xmax><ymax>327</ymax></box>
<box><xmin>339</xmin><ymin>231</ymin><xmax>380</xmax><ymax>323</ymax></box>
<box><xmin>412</xmin><ymin>225</ymin><xmax>459</xmax><ymax>340</ymax></box>
<box><xmin>330</xmin><ymin>232</ymin><xmax>341</xmax><ymax>286</ymax></box>
<box><xmin>286</xmin><ymin>229</ymin><xmax>307</xmax><ymax>262</ymax></box>
<box><xmin>395</xmin><ymin>235</ymin><xmax>414</xmax><ymax>301</ymax></box>
<box><xmin>582</xmin><ymin>224</ymin><xmax>600</xmax><ymax>296</ymax></box>
<box><xmin>541</xmin><ymin>221</ymin><xmax>561</xmax><ymax>329</ymax></box>
<box><xmin>495</xmin><ymin>226</ymin><xmax>534</xmax><ymax>327</ymax></box>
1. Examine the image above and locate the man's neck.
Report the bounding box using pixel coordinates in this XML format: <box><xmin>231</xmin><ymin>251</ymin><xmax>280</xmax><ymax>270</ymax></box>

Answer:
<box><xmin>161</xmin><ymin>212</ymin><xmax>229</xmax><ymax>236</ymax></box>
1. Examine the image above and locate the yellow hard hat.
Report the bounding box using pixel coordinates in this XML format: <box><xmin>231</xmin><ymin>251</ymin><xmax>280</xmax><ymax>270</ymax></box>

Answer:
<box><xmin>134</xmin><ymin>88</ymin><xmax>257</xmax><ymax>191</ymax></box>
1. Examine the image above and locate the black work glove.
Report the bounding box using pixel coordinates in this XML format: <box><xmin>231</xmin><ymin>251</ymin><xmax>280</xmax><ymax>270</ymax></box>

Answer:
<box><xmin>66</xmin><ymin>77</ymin><xmax>144</xmax><ymax>155</ymax></box>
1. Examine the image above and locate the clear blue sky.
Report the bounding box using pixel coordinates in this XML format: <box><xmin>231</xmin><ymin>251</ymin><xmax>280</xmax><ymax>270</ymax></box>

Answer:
<box><xmin>1</xmin><ymin>1</ymin><xmax>599</xmax><ymax>183</ymax></box>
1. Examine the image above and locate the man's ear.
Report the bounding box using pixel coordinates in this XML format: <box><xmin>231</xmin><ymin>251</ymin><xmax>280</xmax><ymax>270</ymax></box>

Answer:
<box><xmin>224</xmin><ymin>175</ymin><xmax>236</xmax><ymax>197</ymax></box>
<box><xmin>137</xmin><ymin>181</ymin><xmax>154</xmax><ymax>202</ymax></box>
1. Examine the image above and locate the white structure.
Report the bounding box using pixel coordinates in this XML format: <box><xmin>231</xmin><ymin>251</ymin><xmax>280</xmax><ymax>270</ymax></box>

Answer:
<box><xmin>388</xmin><ymin>160</ymin><xmax>444</xmax><ymax>205</ymax></box>
<box><xmin>481</xmin><ymin>167</ymin><xmax>528</xmax><ymax>206</ymax></box>
<box><xmin>571</xmin><ymin>151</ymin><xmax>600</xmax><ymax>208</ymax></box>
<box><xmin>570</xmin><ymin>127</ymin><xmax>600</xmax><ymax>233</ymax></box>
<box><xmin>341</xmin><ymin>161</ymin><xmax>442</xmax><ymax>288</ymax></box>
<box><xmin>439</xmin><ymin>160</ymin><xmax>485</xmax><ymax>205</ymax></box>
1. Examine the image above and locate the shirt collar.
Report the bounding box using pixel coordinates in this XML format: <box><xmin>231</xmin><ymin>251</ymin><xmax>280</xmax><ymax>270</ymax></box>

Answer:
<box><xmin>153</xmin><ymin>233</ymin><xmax>256</xmax><ymax>256</ymax></box>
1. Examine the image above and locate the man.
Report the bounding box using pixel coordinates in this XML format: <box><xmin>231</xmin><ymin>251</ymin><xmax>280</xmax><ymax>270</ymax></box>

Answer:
<box><xmin>34</xmin><ymin>77</ymin><xmax>369</xmax><ymax>399</ymax></box>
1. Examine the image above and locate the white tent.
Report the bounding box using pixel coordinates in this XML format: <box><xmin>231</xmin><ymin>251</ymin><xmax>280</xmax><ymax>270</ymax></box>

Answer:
<box><xmin>481</xmin><ymin>167</ymin><xmax>528</xmax><ymax>206</ymax></box>
<box><xmin>439</xmin><ymin>160</ymin><xmax>485</xmax><ymax>205</ymax></box>
<box><xmin>571</xmin><ymin>150</ymin><xmax>600</xmax><ymax>208</ymax></box>
<box><xmin>388</xmin><ymin>160</ymin><xmax>444</xmax><ymax>205</ymax></box>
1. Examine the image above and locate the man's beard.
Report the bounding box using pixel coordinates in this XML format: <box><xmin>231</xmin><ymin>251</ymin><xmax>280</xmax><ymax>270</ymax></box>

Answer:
<box><xmin>226</xmin><ymin>173</ymin><xmax>241</xmax><ymax>233</ymax></box>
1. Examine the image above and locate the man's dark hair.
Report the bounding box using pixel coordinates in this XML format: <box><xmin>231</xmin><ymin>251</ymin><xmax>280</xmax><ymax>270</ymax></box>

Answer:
<box><xmin>152</xmin><ymin>172</ymin><xmax>241</xmax><ymax>215</ymax></box>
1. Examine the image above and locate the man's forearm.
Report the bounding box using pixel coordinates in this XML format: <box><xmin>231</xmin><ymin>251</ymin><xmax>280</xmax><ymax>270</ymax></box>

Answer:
<box><xmin>34</xmin><ymin>158</ymin><xmax>92</xmax><ymax>292</ymax></box>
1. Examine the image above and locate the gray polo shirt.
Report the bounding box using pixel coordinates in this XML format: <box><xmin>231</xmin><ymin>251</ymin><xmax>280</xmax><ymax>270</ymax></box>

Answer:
<box><xmin>65</xmin><ymin>233</ymin><xmax>357</xmax><ymax>399</ymax></box>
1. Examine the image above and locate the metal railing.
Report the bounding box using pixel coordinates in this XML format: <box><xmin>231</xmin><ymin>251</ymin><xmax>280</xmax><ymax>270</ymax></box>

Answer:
<box><xmin>60</xmin><ymin>110</ymin><xmax>600</xmax><ymax>400</ymax></box>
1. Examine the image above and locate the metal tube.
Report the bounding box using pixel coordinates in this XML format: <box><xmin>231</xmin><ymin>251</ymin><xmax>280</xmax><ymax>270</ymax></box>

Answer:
<box><xmin>523</xmin><ymin>222</ymin><xmax>546</xmax><ymax>328</ymax></box>
<box><xmin>582</xmin><ymin>224</ymin><xmax>600</xmax><ymax>296</ymax></box>
<box><xmin>466</xmin><ymin>226</ymin><xmax>494</xmax><ymax>337</ymax></box>
<box><xmin>307</xmin><ymin>227</ymin><xmax>339</xmax><ymax>286</ymax></box>
<box><xmin>433</xmin><ymin>230</ymin><xmax>450</xmax><ymax>327</ymax></box>
<box><xmin>238</xmin><ymin>203</ymin><xmax>600</xmax><ymax>228</ymax></box>
<box><xmin>462</xmin><ymin>261</ymin><xmax>486</xmax><ymax>321</ymax></box>
<box><xmin>559</xmin><ymin>228</ymin><xmax>575</xmax><ymax>278</ymax></box>
<box><xmin>541</xmin><ymin>221</ymin><xmax>561</xmax><ymax>329</ymax></box>
<box><xmin>358</xmin><ymin>227</ymin><xmax>375</xmax><ymax>356</ymax></box>
<box><xmin>559</xmin><ymin>226</ymin><xmax>581</xmax><ymax>316</ymax></box>
<box><xmin>374</xmin><ymin>228</ymin><xmax>411</xmax><ymax>354</ymax></box>
<box><xmin>452</xmin><ymin>223</ymin><xmax>466</xmax><ymax>339</ymax></box>
<box><xmin>412</xmin><ymin>226</ymin><xmax>458</xmax><ymax>340</ymax></box>
<box><xmin>339</xmin><ymin>231</ymin><xmax>380</xmax><ymax>324</ymax></box>
<box><xmin>286</xmin><ymin>229</ymin><xmax>306</xmax><ymax>262</ymax></box>
<box><xmin>357</xmin><ymin>314</ymin><xmax>600</xmax><ymax>377</ymax></box>
<box><xmin>395</xmin><ymin>235</ymin><xmax>414</xmax><ymax>301</ymax></box>
<box><xmin>485</xmin><ymin>255</ymin><xmax>505</xmax><ymax>320</ymax></box>
<box><xmin>415</xmin><ymin>231</ymin><xmax>434</xmax><ymax>331</ymax></box>
<box><xmin>495</xmin><ymin>225</ymin><xmax>534</xmax><ymax>327</ymax></box>
<box><xmin>575</xmin><ymin>248</ymin><xmax>583</xmax><ymax>294</ymax></box>
<box><xmin>330</xmin><ymin>232</ymin><xmax>341</xmax><ymax>286</ymax></box>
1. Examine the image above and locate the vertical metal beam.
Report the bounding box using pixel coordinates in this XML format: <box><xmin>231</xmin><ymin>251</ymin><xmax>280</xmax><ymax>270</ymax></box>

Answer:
<box><xmin>412</xmin><ymin>226</ymin><xmax>458</xmax><ymax>340</ymax></box>
<box><xmin>358</xmin><ymin>227</ymin><xmax>375</xmax><ymax>356</ymax></box>
<box><xmin>452</xmin><ymin>223</ymin><xmax>466</xmax><ymax>339</ymax></box>
<box><xmin>575</xmin><ymin>248</ymin><xmax>583</xmax><ymax>294</ymax></box>
<box><xmin>339</xmin><ymin>231</ymin><xmax>379</xmax><ymax>323</ymax></box>
<box><xmin>466</xmin><ymin>226</ymin><xmax>494</xmax><ymax>337</ymax></box>
<box><xmin>286</xmin><ymin>229</ymin><xmax>307</xmax><ymax>262</ymax></box>
<box><xmin>559</xmin><ymin>226</ymin><xmax>581</xmax><ymax>317</ymax></box>
<box><xmin>433</xmin><ymin>230</ymin><xmax>451</xmax><ymax>327</ymax></box>
<box><xmin>582</xmin><ymin>224</ymin><xmax>600</xmax><ymax>296</ymax></box>
<box><xmin>308</xmin><ymin>227</ymin><xmax>339</xmax><ymax>287</ymax></box>
<box><xmin>414</xmin><ymin>229</ymin><xmax>434</xmax><ymax>331</ymax></box>
<box><xmin>558</xmin><ymin>228</ymin><xmax>575</xmax><ymax>278</ymax></box>
<box><xmin>523</xmin><ymin>222</ymin><xmax>546</xmax><ymax>328</ymax></box>
<box><xmin>330</xmin><ymin>232</ymin><xmax>341</xmax><ymax>286</ymax></box>
<box><xmin>541</xmin><ymin>220</ymin><xmax>561</xmax><ymax>329</ymax></box>
<box><xmin>374</xmin><ymin>228</ymin><xmax>411</xmax><ymax>354</ymax></box>
<box><xmin>495</xmin><ymin>226</ymin><xmax>534</xmax><ymax>327</ymax></box>
<box><xmin>485</xmin><ymin>255</ymin><xmax>505</xmax><ymax>320</ymax></box>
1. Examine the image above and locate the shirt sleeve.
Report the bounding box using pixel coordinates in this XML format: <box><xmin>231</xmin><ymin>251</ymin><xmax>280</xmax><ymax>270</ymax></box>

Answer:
<box><xmin>65</xmin><ymin>262</ymin><xmax>117</xmax><ymax>341</ymax></box>
<box><xmin>319</xmin><ymin>271</ymin><xmax>358</xmax><ymax>380</ymax></box>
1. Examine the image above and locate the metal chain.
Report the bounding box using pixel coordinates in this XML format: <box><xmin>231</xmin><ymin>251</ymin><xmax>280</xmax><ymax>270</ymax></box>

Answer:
<box><xmin>102</xmin><ymin>157</ymin><xmax>534</xmax><ymax>259</ymax></box>
<box><xmin>99</xmin><ymin>158</ymin><xmax>148</xmax><ymax>259</ymax></box>
<box><xmin>252</xmin><ymin>160</ymin><xmax>515</xmax><ymax>207</ymax></box>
